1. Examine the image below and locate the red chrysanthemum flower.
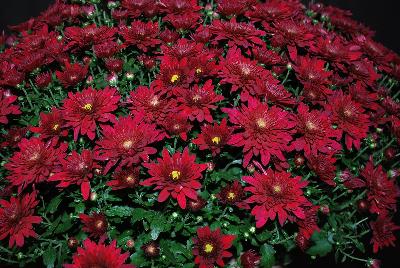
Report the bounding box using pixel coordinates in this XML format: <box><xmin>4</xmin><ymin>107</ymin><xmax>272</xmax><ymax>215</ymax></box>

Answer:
<box><xmin>193</xmin><ymin>118</ymin><xmax>232</xmax><ymax>156</ymax></box>
<box><xmin>154</xmin><ymin>56</ymin><xmax>194</xmax><ymax>92</ymax></box>
<box><xmin>246</xmin><ymin>1</ymin><xmax>300</xmax><ymax>23</ymax></box>
<box><xmin>361</xmin><ymin>160</ymin><xmax>398</xmax><ymax>215</ymax></box>
<box><xmin>79</xmin><ymin>212</ymin><xmax>108</xmax><ymax>239</ymax></box>
<box><xmin>161</xmin><ymin>113</ymin><xmax>192</xmax><ymax>141</ymax></box>
<box><xmin>121</xmin><ymin>0</ymin><xmax>158</xmax><ymax>18</ymax></box>
<box><xmin>141</xmin><ymin>148</ymin><xmax>207</xmax><ymax>209</ymax></box>
<box><xmin>1</xmin><ymin>126</ymin><xmax>28</xmax><ymax>148</ymax></box>
<box><xmin>325</xmin><ymin>90</ymin><xmax>370</xmax><ymax>150</ymax></box>
<box><xmin>296</xmin><ymin>206</ymin><xmax>320</xmax><ymax>240</ymax></box>
<box><xmin>174</xmin><ymin>80</ymin><xmax>224</xmax><ymax>123</ymax></box>
<box><xmin>30</xmin><ymin>107</ymin><xmax>68</xmax><ymax>144</ymax></box>
<box><xmin>106</xmin><ymin>167</ymin><xmax>140</xmax><ymax>190</ymax></box>
<box><xmin>305</xmin><ymin>152</ymin><xmax>337</xmax><ymax>186</ymax></box>
<box><xmin>240</xmin><ymin>249</ymin><xmax>261</xmax><ymax>268</ymax></box>
<box><xmin>293</xmin><ymin>55</ymin><xmax>332</xmax><ymax>90</ymax></box>
<box><xmin>349</xmin><ymin>81</ymin><xmax>380</xmax><ymax>111</ymax></box>
<box><xmin>35</xmin><ymin>71</ymin><xmax>52</xmax><ymax>88</ymax></box>
<box><xmin>95</xmin><ymin>116</ymin><xmax>163</xmax><ymax>174</ymax></box>
<box><xmin>0</xmin><ymin>89</ymin><xmax>21</xmax><ymax>124</ymax></box>
<box><xmin>210</xmin><ymin>18</ymin><xmax>265</xmax><ymax>48</ymax></box>
<box><xmin>370</xmin><ymin>215</ymin><xmax>400</xmax><ymax>253</ymax></box>
<box><xmin>0</xmin><ymin>191</ymin><xmax>42</xmax><ymax>248</ymax></box>
<box><xmin>160</xmin><ymin>0</ymin><xmax>201</xmax><ymax>22</ymax></box>
<box><xmin>5</xmin><ymin>137</ymin><xmax>67</xmax><ymax>191</ymax></box>
<box><xmin>49</xmin><ymin>150</ymin><xmax>100</xmax><ymax>200</ymax></box>
<box><xmin>56</xmin><ymin>61</ymin><xmax>88</xmax><ymax>88</ymax></box>
<box><xmin>255</xmin><ymin>79</ymin><xmax>296</xmax><ymax>108</ymax></box>
<box><xmin>243</xmin><ymin>169</ymin><xmax>309</xmax><ymax>227</ymax></box>
<box><xmin>64</xmin><ymin>239</ymin><xmax>135</xmax><ymax>268</ymax></box>
<box><xmin>217</xmin><ymin>0</ymin><xmax>255</xmax><ymax>17</ymax></box>
<box><xmin>120</xmin><ymin>21</ymin><xmax>161</xmax><ymax>52</ymax></box>
<box><xmin>64</xmin><ymin>24</ymin><xmax>117</xmax><ymax>51</ymax></box>
<box><xmin>222</xmin><ymin>97</ymin><xmax>296</xmax><ymax>167</ymax></box>
<box><xmin>62</xmin><ymin>86</ymin><xmax>120</xmax><ymax>140</ymax></box>
<box><xmin>292</xmin><ymin>103</ymin><xmax>341</xmax><ymax>155</ymax></box>
<box><xmin>192</xmin><ymin>226</ymin><xmax>236</xmax><ymax>268</ymax></box>
<box><xmin>348</xmin><ymin>58</ymin><xmax>380</xmax><ymax>87</ymax></box>
<box><xmin>216</xmin><ymin>180</ymin><xmax>249</xmax><ymax>209</ymax></box>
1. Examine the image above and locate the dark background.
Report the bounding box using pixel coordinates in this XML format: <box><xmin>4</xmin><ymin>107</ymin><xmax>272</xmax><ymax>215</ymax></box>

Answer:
<box><xmin>0</xmin><ymin>0</ymin><xmax>398</xmax><ymax>267</ymax></box>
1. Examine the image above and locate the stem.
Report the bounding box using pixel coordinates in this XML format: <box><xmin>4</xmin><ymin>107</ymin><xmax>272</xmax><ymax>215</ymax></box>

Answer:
<box><xmin>217</xmin><ymin>207</ymin><xmax>228</xmax><ymax>221</ymax></box>
<box><xmin>272</xmin><ymin>234</ymin><xmax>296</xmax><ymax>245</ymax></box>
<box><xmin>352</xmin><ymin>146</ymin><xmax>369</xmax><ymax>161</ymax></box>
<box><xmin>353</xmin><ymin>217</ymin><xmax>369</xmax><ymax>227</ymax></box>
<box><xmin>21</xmin><ymin>87</ymin><xmax>34</xmax><ymax>109</ymax></box>
<box><xmin>339</xmin><ymin>249</ymin><xmax>369</xmax><ymax>263</ymax></box>
<box><xmin>0</xmin><ymin>256</ymin><xmax>18</xmax><ymax>264</ymax></box>
<box><xmin>222</xmin><ymin>159</ymin><xmax>242</xmax><ymax>172</ymax></box>
<box><xmin>281</xmin><ymin>69</ymin><xmax>291</xmax><ymax>84</ymax></box>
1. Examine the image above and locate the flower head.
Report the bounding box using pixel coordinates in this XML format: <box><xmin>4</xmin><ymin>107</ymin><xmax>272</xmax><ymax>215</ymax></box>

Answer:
<box><xmin>56</xmin><ymin>61</ymin><xmax>88</xmax><ymax>88</ymax></box>
<box><xmin>370</xmin><ymin>214</ymin><xmax>400</xmax><ymax>253</ymax></box>
<box><xmin>30</xmin><ymin>107</ymin><xmax>68</xmax><ymax>144</ymax></box>
<box><xmin>79</xmin><ymin>212</ymin><xmax>108</xmax><ymax>239</ymax></box>
<box><xmin>217</xmin><ymin>180</ymin><xmax>249</xmax><ymax>209</ymax></box>
<box><xmin>107</xmin><ymin>167</ymin><xmax>140</xmax><ymax>190</ymax></box>
<box><xmin>193</xmin><ymin>118</ymin><xmax>232</xmax><ymax>155</ymax></box>
<box><xmin>0</xmin><ymin>89</ymin><xmax>21</xmax><ymax>124</ymax></box>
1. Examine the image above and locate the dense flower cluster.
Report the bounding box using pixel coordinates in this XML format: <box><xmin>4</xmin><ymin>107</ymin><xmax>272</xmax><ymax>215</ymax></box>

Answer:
<box><xmin>0</xmin><ymin>0</ymin><xmax>399</xmax><ymax>267</ymax></box>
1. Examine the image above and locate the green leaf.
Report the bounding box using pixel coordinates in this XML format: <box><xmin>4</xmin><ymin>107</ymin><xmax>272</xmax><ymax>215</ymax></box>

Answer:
<box><xmin>259</xmin><ymin>244</ymin><xmax>275</xmax><ymax>268</ymax></box>
<box><xmin>47</xmin><ymin>194</ymin><xmax>63</xmax><ymax>214</ymax></box>
<box><xmin>106</xmin><ymin>206</ymin><xmax>134</xmax><ymax>217</ymax></box>
<box><xmin>306</xmin><ymin>232</ymin><xmax>333</xmax><ymax>257</ymax></box>
<box><xmin>42</xmin><ymin>246</ymin><xmax>56</xmax><ymax>268</ymax></box>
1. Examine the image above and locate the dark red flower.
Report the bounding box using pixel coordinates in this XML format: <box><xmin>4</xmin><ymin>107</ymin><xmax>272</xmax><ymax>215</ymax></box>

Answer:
<box><xmin>187</xmin><ymin>197</ymin><xmax>207</xmax><ymax>212</ymax></box>
<box><xmin>121</xmin><ymin>0</ymin><xmax>158</xmax><ymax>18</ymax></box>
<box><xmin>64</xmin><ymin>239</ymin><xmax>135</xmax><ymax>268</ymax></box>
<box><xmin>293</xmin><ymin>55</ymin><xmax>332</xmax><ymax>90</ymax></box>
<box><xmin>49</xmin><ymin>150</ymin><xmax>100</xmax><ymax>200</ymax></box>
<box><xmin>120</xmin><ymin>21</ymin><xmax>161</xmax><ymax>52</ymax></box>
<box><xmin>93</xmin><ymin>41</ymin><xmax>121</xmax><ymax>58</ymax></box>
<box><xmin>370</xmin><ymin>214</ymin><xmax>400</xmax><ymax>253</ymax></box>
<box><xmin>64</xmin><ymin>24</ymin><xmax>117</xmax><ymax>51</ymax></box>
<box><xmin>296</xmin><ymin>206</ymin><xmax>320</xmax><ymax>240</ymax></box>
<box><xmin>192</xmin><ymin>226</ymin><xmax>236</xmax><ymax>268</ymax></box>
<box><xmin>1</xmin><ymin>126</ymin><xmax>27</xmax><ymax>148</ymax></box>
<box><xmin>0</xmin><ymin>61</ymin><xmax>25</xmax><ymax>87</ymax></box>
<box><xmin>154</xmin><ymin>56</ymin><xmax>193</xmax><ymax>92</ymax></box>
<box><xmin>174</xmin><ymin>80</ymin><xmax>224</xmax><ymax>123</ymax></box>
<box><xmin>305</xmin><ymin>152</ymin><xmax>337</xmax><ymax>186</ymax></box>
<box><xmin>216</xmin><ymin>0</ymin><xmax>254</xmax><ymax>17</ymax></box>
<box><xmin>223</xmin><ymin>97</ymin><xmax>296</xmax><ymax>167</ymax></box>
<box><xmin>292</xmin><ymin>103</ymin><xmax>341</xmax><ymax>155</ymax></box>
<box><xmin>348</xmin><ymin>59</ymin><xmax>380</xmax><ymax>87</ymax></box>
<box><xmin>0</xmin><ymin>191</ymin><xmax>42</xmax><ymax>248</ymax></box>
<box><xmin>141</xmin><ymin>241</ymin><xmax>160</xmax><ymax>258</ymax></box>
<box><xmin>193</xmin><ymin>118</ymin><xmax>232</xmax><ymax>156</ymax></box>
<box><xmin>243</xmin><ymin>169</ymin><xmax>309</xmax><ymax>227</ymax></box>
<box><xmin>240</xmin><ymin>249</ymin><xmax>261</xmax><ymax>268</ymax></box>
<box><xmin>5</xmin><ymin>138</ymin><xmax>67</xmax><ymax>191</ymax></box>
<box><xmin>30</xmin><ymin>108</ymin><xmax>68</xmax><ymax>144</ymax></box>
<box><xmin>35</xmin><ymin>71</ymin><xmax>52</xmax><ymax>88</ymax></box>
<box><xmin>62</xmin><ymin>87</ymin><xmax>120</xmax><ymax>140</ymax></box>
<box><xmin>348</xmin><ymin>81</ymin><xmax>380</xmax><ymax>111</ymax></box>
<box><xmin>79</xmin><ymin>212</ymin><xmax>108</xmax><ymax>239</ymax></box>
<box><xmin>216</xmin><ymin>180</ymin><xmax>249</xmax><ymax>209</ymax></box>
<box><xmin>95</xmin><ymin>116</ymin><xmax>163</xmax><ymax>174</ymax></box>
<box><xmin>361</xmin><ymin>160</ymin><xmax>398</xmax><ymax>215</ymax></box>
<box><xmin>104</xmin><ymin>58</ymin><xmax>124</xmax><ymax>73</ymax></box>
<box><xmin>325</xmin><ymin>90</ymin><xmax>370</xmax><ymax>150</ymax></box>
<box><xmin>161</xmin><ymin>113</ymin><xmax>192</xmax><ymax>141</ymax></box>
<box><xmin>0</xmin><ymin>89</ymin><xmax>21</xmax><ymax>124</ymax></box>
<box><xmin>247</xmin><ymin>1</ymin><xmax>300</xmax><ymax>23</ymax></box>
<box><xmin>141</xmin><ymin>148</ymin><xmax>207</xmax><ymax>209</ymax></box>
<box><xmin>56</xmin><ymin>61</ymin><xmax>88</xmax><ymax>88</ymax></box>
<box><xmin>106</xmin><ymin>167</ymin><xmax>140</xmax><ymax>190</ymax></box>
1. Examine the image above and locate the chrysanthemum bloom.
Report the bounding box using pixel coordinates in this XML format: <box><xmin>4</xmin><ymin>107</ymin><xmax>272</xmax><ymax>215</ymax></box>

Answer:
<box><xmin>348</xmin><ymin>58</ymin><xmax>380</xmax><ymax>87</ymax></box>
<box><xmin>187</xmin><ymin>197</ymin><xmax>207</xmax><ymax>212</ymax></box>
<box><xmin>210</xmin><ymin>17</ymin><xmax>265</xmax><ymax>48</ymax></box>
<box><xmin>64</xmin><ymin>239</ymin><xmax>135</xmax><ymax>268</ymax></box>
<box><xmin>121</xmin><ymin>0</ymin><xmax>159</xmax><ymax>18</ymax></box>
<box><xmin>292</xmin><ymin>103</ymin><xmax>341</xmax><ymax>155</ymax></box>
<box><xmin>296</xmin><ymin>206</ymin><xmax>320</xmax><ymax>241</ymax></box>
<box><xmin>216</xmin><ymin>0</ymin><xmax>253</xmax><ymax>17</ymax></box>
<box><xmin>216</xmin><ymin>180</ymin><xmax>249</xmax><ymax>209</ymax></box>
<box><xmin>35</xmin><ymin>71</ymin><xmax>52</xmax><ymax>88</ymax></box>
<box><xmin>106</xmin><ymin>167</ymin><xmax>140</xmax><ymax>190</ymax></box>
<box><xmin>305</xmin><ymin>152</ymin><xmax>337</xmax><ymax>186</ymax></box>
<box><xmin>223</xmin><ymin>97</ymin><xmax>296</xmax><ymax>167</ymax></box>
<box><xmin>49</xmin><ymin>150</ymin><xmax>100</xmax><ymax>200</ymax></box>
<box><xmin>0</xmin><ymin>126</ymin><xmax>27</xmax><ymax>148</ymax></box>
<box><xmin>174</xmin><ymin>80</ymin><xmax>224</xmax><ymax>123</ymax></box>
<box><xmin>192</xmin><ymin>226</ymin><xmax>236</xmax><ymax>268</ymax></box>
<box><xmin>370</xmin><ymin>214</ymin><xmax>400</xmax><ymax>253</ymax></box>
<box><xmin>5</xmin><ymin>137</ymin><xmax>67</xmax><ymax>191</ymax></box>
<box><xmin>141</xmin><ymin>241</ymin><xmax>160</xmax><ymax>258</ymax></box>
<box><xmin>64</xmin><ymin>24</ymin><xmax>117</xmax><ymax>51</ymax></box>
<box><xmin>246</xmin><ymin>0</ymin><xmax>300</xmax><ymax>23</ymax></box>
<box><xmin>30</xmin><ymin>108</ymin><xmax>68</xmax><ymax>144</ymax></box>
<box><xmin>93</xmin><ymin>41</ymin><xmax>121</xmax><ymax>58</ymax></box>
<box><xmin>120</xmin><ymin>21</ymin><xmax>161</xmax><ymax>52</ymax></box>
<box><xmin>193</xmin><ymin>118</ymin><xmax>232</xmax><ymax>156</ymax></box>
<box><xmin>62</xmin><ymin>87</ymin><xmax>120</xmax><ymax>140</ymax></box>
<box><xmin>292</xmin><ymin>56</ymin><xmax>332</xmax><ymax>92</ymax></box>
<box><xmin>325</xmin><ymin>90</ymin><xmax>370</xmax><ymax>150</ymax></box>
<box><xmin>240</xmin><ymin>249</ymin><xmax>261</xmax><ymax>268</ymax></box>
<box><xmin>255</xmin><ymin>79</ymin><xmax>296</xmax><ymax>108</ymax></box>
<box><xmin>0</xmin><ymin>191</ymin><xmax>42</xmax><ymax>247</ymax></box>
<box><xmin>79</xmin><ymin>212</ymin><xmax>108</xmax><ymax>239</ymax></box>
<box><xmin>95</xmin><ymin>116</ymin><xmax>163</xmax><ymax>174</ymax></box>
<box><xmin>0</xmin><ymin>89</ymin><xmax>21</xmax><ymax>124</ymax></box>
<box><xmin>161</xmin><ymin>113</ymin><xmax>192</xmax><ymax>141</ymax></box>
<box><xmin>361</xmin><ymin>160</ymin><xmax>398</xmax><ymax>215</ymax></box>
<box><xmin>243</xmin><ymin>169</ymin><xmax>309</xmax><ymax>227</ymax></box>
<box><xmin>349</xmin><ymin>81</ymin><xmax>380</xmax><ymax>111</ymax></box>
<box><xmin>56</xmin><ymin>61</ymin><xmax>88</xmax><ymax>88</ymax></box>
<box><xmin>141</xmin><ymin>148</ymin><xmax>207</xmax><ymax>209</ymax></box>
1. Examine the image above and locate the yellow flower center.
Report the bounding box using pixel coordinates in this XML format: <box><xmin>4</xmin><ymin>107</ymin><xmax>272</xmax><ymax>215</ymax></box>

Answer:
<box><xmin>227</xmin><ymin>192</ymin><xmax>236</xmax><ymax>200</ymax></box>
<box><xmin>52</xmin><ymin>124</ymin><xmax>60</xmax><ymax>131</ymax></box>
<box><xmin>306</xmin><ymin>121</ymin><xmax>317</xmax><ymax>131</ymax></box>
<box><xmin>29</xmin><ymin>152</ymin><xmax>40</xmax><ymax>161</ymax></box>
<box><xmin>192</xmin><ymin>94</ymin><xmax>201</xmax><ymax>102</ymax></box>
<box><xmin>195</xmin><ymin>68</ymin><xmax>202</xmax><ymax>74</ymax></box>
<box><xmin>170</xmin><ymin>170</ymin><xmax>181</xmax><ymax>181</ymax></box>
<box><xmin>82</xmin><ymin>103</ymin><xmax>93</xmax><ymax>111</ymax></box>
<box><xmin>126</xmin><ymin>176</ymin><xmax>135</xmax><ymax>183</ymax></box>
<box><xmin>170</xmin><ymin>74</ymin><xmax>180</xmax><ymax>83</ymax></box>
<box><xmin>273</xmin><ymin>185</ymin><xmax>282</xmax><ymax>194</ymax></box>
<box><xmin>211</xmin><ymin>136</ymin><xmax>221</xmax><ymax>144</ymax></box>
<box><xmin>204</xmin><ymin>243</ymin><xmax>214</xmax><ymax>253</ymax></box>
<box><xmin>256</xmin><ymin>118</ymin><xmax>267</xmax><ymax>129</ymax></box>
<box><xmin>122</xmin><ymin>140</ymin><xmax>133</xmax><ymax>149</ymax></box>
<box><xmin>95</xmin><ymin>220</ymin><xmax>104</xmax><ymax>229</ymax></box>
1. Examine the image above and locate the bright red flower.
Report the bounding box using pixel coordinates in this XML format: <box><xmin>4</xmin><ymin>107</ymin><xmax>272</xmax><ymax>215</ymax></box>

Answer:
<box><xmin>193</xmin><ymin>118</ymin><xmax>232</xmax><ymax>156</ymax></box>
<box><xmin>141</xmin><ymin>148</ymin><xmax>207</xmax><ymax>209</ymax></box>
<box><xmin>192</xmin><ymin>226</ymin><xmax>236</xmax><ymax>268</ymax></box>
<box><xmin>5</xmin><ymin>138</ymin><xmax>67</xmax><ymax>191</ymax></box>
<box><xmin>255</xmin><ymin>79</ymin><xmax>296</xmax><ymax>108</ymax></box>
<box><xmin>56</xmin><ymin>61</ymin><xmax>88</xmax><ymax>88</ymax></box>
<box><xmin>160</xmin><ymin>0</ymin><xmax>201</xmax><ymax>22</ymax></box>
<box><xmin>223</xmin><ymin>97</ymin><xmax>296</xmax><ymax>167</ymax></box>
<box><xmin>292</xmin><ymin>103</ymin><xmax>341</xmax><ymax>155</ymax></box>
<box><xmin>174</xmin><ymin>80</ymin><xmax>224</xmax><ymax>123</ymax></box>
<box><xmin>154</xmin><ymin>56</ymin><xmax>194</xmax><ymax>92</ymax></box>
<box><xmin>210</xmin><ymin>18</ymin><xmax>265</xmax><ymax>48</ymax></box>
<box><xmin>64</xmin><ymin>24</ymin><xmax>117</xmax><ymax>51</ymax></box>
<box><xmin>106</xmin><ymin>167</ymin><xmax>140</xmax><ymax>190</ymax></box>
<box><xmin>30</xmin><ymin>107</ymin><xmax>68</xmax><ymax>144</ymax></box>
<box><xmin>305</xmin><ymin>152</ymin><xmax>337</xmax><ymax>186</ymax></box>
<box><xmin>0</xmin><ymin>191</ymin><xmax>42</xmax><ymax>247</ymax></box>
<box><xmin>0</xmin><ymin>89</ymin><xmax>21</xmax><ymax>124</ymax></box>
<box><xmin>49</xmin><ymin>150</ymin><xmax>100</xmax><ymax>200</ymax></box>
<box><xmin>95</xmin><ymin>116</ymin><xmax>163</xmax><ymax>174</ymax></box>
<box><xmin>325</xmin><ymin>90</ymin><xmax>370</xmax><ymax>150</ymax></box>
<box><xmin>64</xmin><ymin>239</ymin><xmax>135</xmax><ymax>268</ymax></box>
<box><xmin>120</xmin><ymin>21</ymin><xmax>161</xmax><ymax>52</ymax></box>
<box><xmin>79</xmin><ymin>212</ymin><xmax>108</xmax><ymax>239</ymax></box>
<box><xmin>161</xmin><ymin>113</ymin><xmax>192</xmax><ymax>141</ymax></box>
<box><xmin>62</xmin><ymin>86</ymin><xmax>120</xmax><ymax>140</ymax></box>
<box><xmin>370</xmin><ymin>215</ymin><xmax>400</xmax><ymax>253</ymax></box>
<box><xmin>216</xmin><ymin>180</ymin><xmax>249</xmax><ymax>209</ymax></box>
<box><xmin>293</xmin><ymin>55</ymin><xmax>332</xmax><ymax>90</ymax></box>
<box><xmin>361</xmin><ymin>160</ymin><xmax>398</xmax><ymax>215</ymax></box>
<box><xmin>243</xmin><ymin>169</ymin><xmax>309</xmax><ymax>227</ymax></box>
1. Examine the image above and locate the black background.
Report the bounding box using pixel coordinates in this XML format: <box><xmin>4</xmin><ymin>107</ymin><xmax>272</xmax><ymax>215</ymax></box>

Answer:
<box><xmin>0</xmin><ymin>0</ymin><xmax>398</xmax><ymax>267</ymax></box>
